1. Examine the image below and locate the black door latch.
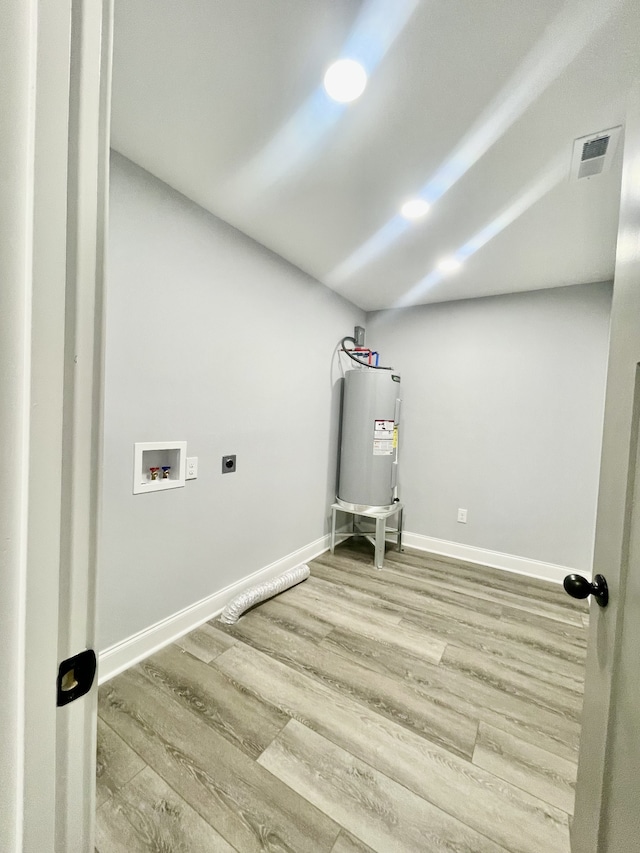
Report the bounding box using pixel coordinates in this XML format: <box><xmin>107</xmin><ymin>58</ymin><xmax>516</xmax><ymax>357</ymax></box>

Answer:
<box><xmin>56</xmin><ymin>649</ymin><xmax>97</xmax><ymax>707</ymax></box>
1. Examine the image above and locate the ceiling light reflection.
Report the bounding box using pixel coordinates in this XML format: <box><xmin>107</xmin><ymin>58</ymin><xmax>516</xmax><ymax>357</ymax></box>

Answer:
<box><xmin>401</xmin><ymin>198</ymin><xmax>430</xmax><ymax>219</ymax></box>
<box><xmin>232</xmin><ymin>0</ymin><xmax>419</xmax><ymax>194</ymax></box>
<box><xmin>436</xmin><ymin>256</ymin><xmax>462</xmax><ymax>274</ymax></box>
<box><xmin>326</xmin><ymin>0</ymin><xmax>623</xmax><ymax>285</ymax></box>
<box><xmin>324</xmin><ymin>59</ymin><xmax>367</xmax><ymax>103</ymax></box>
<box><xmin>393</xmin><ymin>155</ymin><xmax>565</xmax><ymax>308</ymax></box>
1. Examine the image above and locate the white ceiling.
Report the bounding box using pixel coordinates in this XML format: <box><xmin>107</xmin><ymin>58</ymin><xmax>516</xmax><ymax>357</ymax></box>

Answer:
<box><xmin>111</xmin><ymin>0</ymin><xmax>640</xmax><ymax>311</ymax></box>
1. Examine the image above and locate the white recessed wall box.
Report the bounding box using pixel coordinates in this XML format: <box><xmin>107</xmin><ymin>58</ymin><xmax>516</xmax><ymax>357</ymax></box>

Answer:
<box><xmin>133</xmin><ymin>441</ymin><xmax>187</xmax><ymax>494</ymax></box>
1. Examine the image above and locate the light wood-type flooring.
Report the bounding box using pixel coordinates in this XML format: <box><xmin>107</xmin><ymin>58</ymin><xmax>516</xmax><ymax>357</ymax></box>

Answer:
<box><xmin>96</xmin><ymin>540</ymin><xmax>588</xmax><ymax>853</ymax></box>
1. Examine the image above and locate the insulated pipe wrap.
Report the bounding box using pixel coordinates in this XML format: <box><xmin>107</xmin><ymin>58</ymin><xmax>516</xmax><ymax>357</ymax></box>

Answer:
<box><xmin>219</xmin><ymin>564</ymin><xmax>310</xmax><ymax>624</ymax></box>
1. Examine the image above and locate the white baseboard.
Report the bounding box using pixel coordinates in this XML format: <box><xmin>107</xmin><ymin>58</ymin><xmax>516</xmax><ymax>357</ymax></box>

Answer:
<box><xmin>402</xmin><ymin>531</ymin><xmax>581</xmax><ymax>585</ymax></box>
<box><xmin>98</xmin><ymin>534</ymin><xmax>330</xmax><ymax>684</ymax></box>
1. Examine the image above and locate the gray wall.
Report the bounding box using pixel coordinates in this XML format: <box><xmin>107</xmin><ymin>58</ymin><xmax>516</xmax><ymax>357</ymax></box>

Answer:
<box><xmin>368</xmin><ymin>282</ymin><xmax>612</xmax><ymax>572</ymax></box>
<box><xmin>99</xmin><ymin>153</ymin><xmax>363</xmax><ymax>650</ymax></box>
<box><xmin>101</xmin><ymin>154</ymin><xmax>611</xmax><ymax>649</ymax></box>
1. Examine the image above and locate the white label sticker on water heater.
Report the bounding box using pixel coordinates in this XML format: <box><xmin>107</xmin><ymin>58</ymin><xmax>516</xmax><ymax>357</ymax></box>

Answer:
<box><xmin>373</xmin><ymin>419</ymin><xmax>394</xmax><ymax>455</ymax></box>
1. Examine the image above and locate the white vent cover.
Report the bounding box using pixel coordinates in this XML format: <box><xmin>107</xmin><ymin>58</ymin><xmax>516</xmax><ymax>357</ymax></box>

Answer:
<box><xmin>570</xmin><ymin>126</ymin><xmax>622</xmax><ymax>181</ymax></box>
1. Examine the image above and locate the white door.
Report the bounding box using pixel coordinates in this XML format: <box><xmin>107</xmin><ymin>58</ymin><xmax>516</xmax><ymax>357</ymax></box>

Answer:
<box><xmin>571</xmin><ymin>82</ymin><xmax>640</xmax><ymax>852</ymax></box>
<box><xmin>0</xmin><ymin>2</ymin><xmax>112</xmax><ymax>851</ymax></box>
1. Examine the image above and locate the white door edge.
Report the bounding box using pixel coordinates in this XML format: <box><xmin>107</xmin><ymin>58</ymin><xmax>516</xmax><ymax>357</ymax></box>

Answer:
<box><xmin>572</xmin><ymin>80</ymin><xmax>640</xmax><ymax>853</ymax></box>
<box><xmin>0</xmin><ymin>3</ymin><xmax>111</xmax><ymax>851</ymax></box>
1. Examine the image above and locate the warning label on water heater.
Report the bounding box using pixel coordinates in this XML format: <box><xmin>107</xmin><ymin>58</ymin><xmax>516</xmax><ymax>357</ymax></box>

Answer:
<box><xmin>373</xmin><ymin>419</ymin><xmax>395</xmax><ymax>455</ymax></box>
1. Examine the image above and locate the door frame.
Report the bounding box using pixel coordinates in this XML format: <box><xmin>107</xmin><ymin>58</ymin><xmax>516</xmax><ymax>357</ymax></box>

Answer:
<box><xmin>0</xmin><ymin>2</ymin><xmax>112</xmax><ymax>850</ymax></box>
<box><xmin>2</xmin><ymin>6</ymin><xmax>638</xmax><ymax>852</ymax></box>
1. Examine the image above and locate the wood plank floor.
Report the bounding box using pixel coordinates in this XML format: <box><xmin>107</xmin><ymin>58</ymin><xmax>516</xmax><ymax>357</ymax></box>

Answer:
<box><xmin>96</xmin><ymin>541</ymin><xmax>588</xmax><ymax>853</ymax></box>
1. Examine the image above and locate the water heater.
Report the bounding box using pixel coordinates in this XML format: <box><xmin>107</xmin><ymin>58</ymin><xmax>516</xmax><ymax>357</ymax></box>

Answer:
<box><xmin>337</xmin><ymin>368</ymin><xmax>401</xmax><ymax>510</ymax></box>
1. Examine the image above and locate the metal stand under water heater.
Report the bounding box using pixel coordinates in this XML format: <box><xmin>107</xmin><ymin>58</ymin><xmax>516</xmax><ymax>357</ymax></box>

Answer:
<box><xmin>331</xmin><ymin>331</ymin><xmax>403</xmax><ymax>568</ymax></box>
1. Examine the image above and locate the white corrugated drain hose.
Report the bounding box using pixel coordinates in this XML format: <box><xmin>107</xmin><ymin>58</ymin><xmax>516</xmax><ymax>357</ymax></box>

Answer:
<box><xmin>219</xmin><ymin>564</ymin><xmax>310</xmax><ymax>624</ymax></box>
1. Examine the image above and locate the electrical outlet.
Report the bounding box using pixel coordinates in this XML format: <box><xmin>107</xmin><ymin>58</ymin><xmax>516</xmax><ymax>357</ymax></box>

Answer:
<box><xmin>222</xmin><ymin>454</ymin><xmax>236</xmax><ymax>474</ymax></box>
<box><xmin>457</xmin><ymin>508</ymin><xmax>468</xmax><ymax>523</ymax></box>
<box><xmin>186</xmin><ymin>457</ymin><xmax>198</xmax><ymax>480</ymax></box>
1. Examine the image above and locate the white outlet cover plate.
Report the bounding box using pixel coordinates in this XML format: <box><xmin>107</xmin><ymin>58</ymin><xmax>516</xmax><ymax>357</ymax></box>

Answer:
<box><xmin>186</xmin><ymin>456</ymin><xmax>198</xmax><ymax>479</ymax></box>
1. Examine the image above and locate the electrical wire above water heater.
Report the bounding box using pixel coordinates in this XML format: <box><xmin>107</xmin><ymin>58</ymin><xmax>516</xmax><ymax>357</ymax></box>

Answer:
<box><xmin>340</xmin><ymin>334</ymin><xmax>393</xmax><ymax>370</ymax></box>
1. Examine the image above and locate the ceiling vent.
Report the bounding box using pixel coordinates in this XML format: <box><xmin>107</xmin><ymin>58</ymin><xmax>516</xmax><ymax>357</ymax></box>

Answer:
<box><xmin>570</xmin><ymin>126</ymin><xmax>622</xmax><ymax>181</ymax></box>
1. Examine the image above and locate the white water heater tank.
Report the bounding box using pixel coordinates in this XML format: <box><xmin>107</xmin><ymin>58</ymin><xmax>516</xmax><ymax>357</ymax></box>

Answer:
<box><xmin>337</xmin><ymin>368</ymin><xmax>401</xmax><ymax>510</ymax></box>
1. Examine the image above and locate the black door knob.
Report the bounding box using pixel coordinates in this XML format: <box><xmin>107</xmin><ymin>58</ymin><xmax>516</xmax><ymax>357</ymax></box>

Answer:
<box><xmin>563</xmin><ymin>573</ymin><xmax>608</xmax><ymax>608</ymax></box>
